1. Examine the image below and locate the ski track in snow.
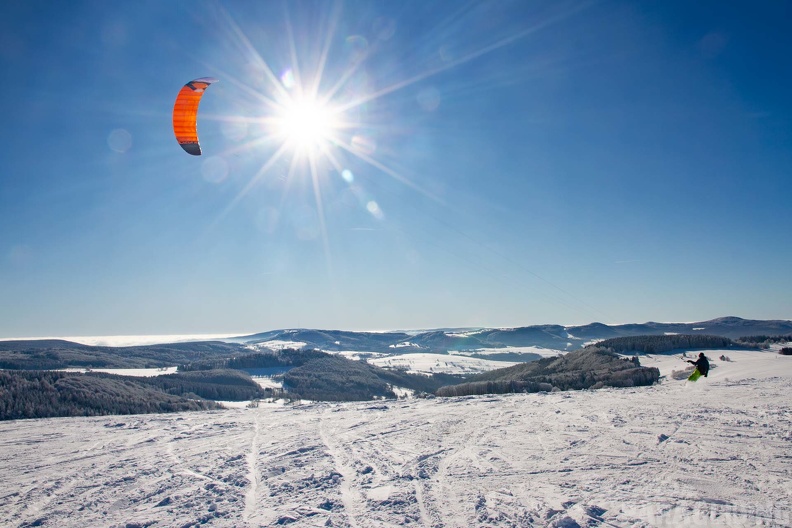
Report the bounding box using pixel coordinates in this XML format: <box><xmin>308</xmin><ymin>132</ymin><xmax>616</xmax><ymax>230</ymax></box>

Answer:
<box><xmin>243</xmin><ymin>412</ymin><xmax>260</xmax><ymax>523</ymax></box>
<box><xmin>1</xmin><ymin>350</ymin><xmax>791</xmax><ymax>527</ymax></box>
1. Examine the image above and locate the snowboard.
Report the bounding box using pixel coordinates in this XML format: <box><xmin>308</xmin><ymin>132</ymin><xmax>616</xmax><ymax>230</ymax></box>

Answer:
<box><xmin>687</xmin><ymin>368</ymin><xmax>702</xmax><ymax>382</ymax></box>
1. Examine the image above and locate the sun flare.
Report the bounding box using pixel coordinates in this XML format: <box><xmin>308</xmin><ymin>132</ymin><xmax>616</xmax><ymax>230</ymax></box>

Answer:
<box><xmin>274</xmin><ymin>97</ymin><xmax>341</xmax><ymax>152</ymax></box>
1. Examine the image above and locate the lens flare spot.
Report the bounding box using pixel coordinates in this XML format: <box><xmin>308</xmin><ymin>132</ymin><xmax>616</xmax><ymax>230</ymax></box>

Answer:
<box><xmin>107</xmin><ymin>128</ymin><xmax>132</xmax><ymax>153</ymax></box>
<box><xmin>280</xmin><ymin>68</ymin><xmax>296</xmax><ymax>89</ymax></box>
<box><xmin>341</xmin><ymin>169</ymin><xmax>354</xmax><ymax>183</ymax></box>
<box><xmin>351</xmin><ymin>134</ymin><xmax>377</xmax><ymax>156</ymax></box>
<box><xmin>366</xmin><ymin>200</ymin><xmax>384</xmax><ymax>220</ymax></box>
<box><xmin>201</xmin><ymin>156</ymin><xmax>229</xmax><ymax>184</ymax></box>
<box><xmin>372</xmin><ymin>17</ymin><xmax>396</xmax><ymax>41</ymax></box>
<box><xmin>345</xmin><ymin>35</ymin><xmax>369</xmax><ymax>62</ymax></box>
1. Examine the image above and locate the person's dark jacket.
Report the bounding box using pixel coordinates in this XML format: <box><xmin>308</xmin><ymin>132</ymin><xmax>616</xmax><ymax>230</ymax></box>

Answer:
<box><xmin>687</xmin><ymin>355</ymin><xmax>710</xmax><ymax>377</ymax></box>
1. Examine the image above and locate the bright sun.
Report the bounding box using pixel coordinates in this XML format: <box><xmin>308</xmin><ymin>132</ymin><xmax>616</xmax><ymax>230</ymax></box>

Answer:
<box><xmin>275</xmin><ymin>97</ymin><xmax>340</xmax><ymax>152</ymax></box>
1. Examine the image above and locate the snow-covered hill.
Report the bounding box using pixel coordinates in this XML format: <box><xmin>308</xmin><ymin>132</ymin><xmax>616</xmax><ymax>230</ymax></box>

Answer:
<box><xmin>230</xmin><ymin>316</ymin><xmax>792</xmax><ymax>353</ymax></box>
<box><xmin>2</xmin><ymin>349</ymin><xmax>790</xmax><ymax>527</ymax></box>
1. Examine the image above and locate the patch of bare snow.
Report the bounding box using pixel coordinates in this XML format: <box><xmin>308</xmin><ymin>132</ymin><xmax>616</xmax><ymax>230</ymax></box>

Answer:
<box><xmin>60</xmin><ymin>366</ymin><xmax>178</xmax><ymax>377</ymax></box>
<box><xmin>248</xmin><ymin>340</ymin><xmax>307</xmax><ymax>351</ymax></box>
<box><xmin>216</xmin><ymin>400</ymin><xmax>254</xmax><ymax>409</ymax></box>
<box><xmin>389</xmin><ymin>386</ymin><xmax>414</xmax><ymax>399</ymax></box>
<box><xmin>369</xmin><ymin>352</ymin><xmax>516</xmax><ymax>375</ymax></box>
<box><xmin>250</xmin><ymin>376</ymin><xmax>282</xmax><ymax>390</ymax></box>
<box><xmin>582</xmin><ymin>338</ymin><xmax>604</xmax><ymax>347</ymax></box>
<box><xmin>453</xmin><ymin>346</ymin><xmax>565</xmax><ymax>359</ymax></box>
<box><xmin>444</xmin><ymin>330</ymin><xmax>486</xmax><ymax>338</ymax></box>
<box><xmin>389</xmin><ymin>341</ymin><xmax>423</xmax><ymax>349</ymax></box>
<box><xmin>327</xmin><ymin>350</ymin><xmax>390</xmax><ymax>361</ymax></box>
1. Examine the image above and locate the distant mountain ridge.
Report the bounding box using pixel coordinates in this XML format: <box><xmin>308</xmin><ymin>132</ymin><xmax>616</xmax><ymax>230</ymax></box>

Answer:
<box><xmin>3</xmin><ymin>317</ymin><xmax>790</xmax><ymax>362</ymax></box>
<box><xmin>234</xmin><ymin>316</ymin><xmax>792</xmax><ymax>353</ymax></box>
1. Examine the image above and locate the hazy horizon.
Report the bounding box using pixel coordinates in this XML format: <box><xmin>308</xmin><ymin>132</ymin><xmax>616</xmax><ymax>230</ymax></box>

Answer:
<box><xmin>3</xmin><ymin>313</ymin><xmax>790</xmax><ymax>345</ymax></box>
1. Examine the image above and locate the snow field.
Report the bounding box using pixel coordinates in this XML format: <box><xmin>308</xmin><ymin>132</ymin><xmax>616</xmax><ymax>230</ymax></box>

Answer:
<box><xmin>60</xmin><ymin>366</ymin><xmax>179</xmax><ymax>377</ymax></box>
<box><xmin>368</xmin><ymin>352</ymin><xmax>518</xmax><ymax>375</ymax></box>
<box><xmin>452</xmin><ymin>346</ymin><xmax>566</xmax><ymax>359</ymax></box>
<box><xmin>0</xmin><ymin>349</ymin><xmax>790</xmax><ymax>527</ymax></box>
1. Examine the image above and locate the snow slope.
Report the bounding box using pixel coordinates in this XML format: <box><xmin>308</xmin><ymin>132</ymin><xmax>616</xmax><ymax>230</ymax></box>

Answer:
<box><xmin>1</xmin><ymin>350</ymin><xmax>790</xmax><ymax>527</ymax></box>
<box><xmin>369</xmin><ymin>352</ymin><xmax>518</xmax><ymax>375</ymax></box>
<box><xmin>453</xmin><ymin>345</ymin><xmax>565</xmax><ymax>359</ymax></box>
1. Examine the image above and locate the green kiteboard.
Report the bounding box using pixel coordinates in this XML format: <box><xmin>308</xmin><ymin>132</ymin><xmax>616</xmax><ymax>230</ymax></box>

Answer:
<box><xmin>688</xmin><ymin>368</ymin><xmax>702</xmax><ymax>382</ymax></box>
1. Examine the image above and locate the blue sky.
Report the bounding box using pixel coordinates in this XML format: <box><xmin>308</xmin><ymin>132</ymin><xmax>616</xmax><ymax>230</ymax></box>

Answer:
<box><xmin>1</xmin><ymin>0</ymin><xmax>790</xmax><ymax>338</ymax></box>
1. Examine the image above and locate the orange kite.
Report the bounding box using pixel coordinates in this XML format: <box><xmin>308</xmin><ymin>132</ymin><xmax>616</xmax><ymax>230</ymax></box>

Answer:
<box><xmin>172</xmin><ymin>77</ymin><xmax>218</xmax><ymax>155</ymax></box>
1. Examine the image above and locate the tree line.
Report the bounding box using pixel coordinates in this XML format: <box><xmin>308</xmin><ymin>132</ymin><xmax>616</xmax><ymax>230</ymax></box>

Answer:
<box><xmin>178</xmin><ymin>348</ymin><xmax>329</xmax><ymax>371</ymax></box>
<box><xmin>435</xmin><ymin>348</ymin><xmax>659</xmax><ymax>397</ymax></box>
<box><xmin>137</xmin><ymin>369</ymin><xmax>265</xmax><ymax>401</ymax></box>
<box><xmin>0</xmin><ymin>340</ymin><xmax>252</xmax><ymax>370</ymax></box>
<box><xmin>0</xmin><ymin>368</ymin><xmax>270</xmax><ymax>421</ymax></box>
<box><xmin>590</xmin><ymin>334</ymin><xmax>732</xmax><ymax>354</ymax></box>
<box><xmin>0</xmin><ymin>370</ymin><xmax>222</xmax><ymax>421</ymax></box>
<box><xmin>735</xmin><ymin>335</ymin><xmax>792</xmax><ymax>348</ymax></box>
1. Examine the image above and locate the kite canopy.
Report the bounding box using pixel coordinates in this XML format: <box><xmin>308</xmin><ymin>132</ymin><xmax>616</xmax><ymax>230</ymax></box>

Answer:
<box><xmin>172</xmin><ymin>77</ymin><xmax>219</xmax><ymax>155</ymax></box>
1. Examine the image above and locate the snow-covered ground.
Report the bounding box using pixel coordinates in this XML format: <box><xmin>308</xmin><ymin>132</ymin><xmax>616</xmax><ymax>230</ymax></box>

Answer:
<box><xmin>630</xmin><ymin>347</ymin><xmax>789</xmax><ymax>382</ymax></box>
<box><xmin>452</xmin><ymin>346</ymin><xmax>565</xmax><ymax>359</ymax></box>
<box><xmin>247</xmin><ymin>340</ymin><xmax>308</xmax><ymax>351</ymax></box>
<box><xmin>250</xmin><ymin>376</ymin><xmax>283</xmax><ymax>391</ymax></box>
<box><xmin>2</xmin><ymin>349</ymin><xmax>790</xmax><ymax>527</ymax></box>
<box><xmin>330</xmin><ymin>350</ymin><xmax>391</xmax><ymax>362</ymax></box>
<box><xmin>217</xmin><ymin>399</ymin><xmax>292</xmax><ymax>410</ymax></box>
<box><xmin>369</xmin><ymin>352</ymin><xmax>518</xmax><ymax>375</ymax></box>
<box><xmin>60</xmin><ymin>366</ymin><xmax>179</xmax><ymax>377</ymax></box>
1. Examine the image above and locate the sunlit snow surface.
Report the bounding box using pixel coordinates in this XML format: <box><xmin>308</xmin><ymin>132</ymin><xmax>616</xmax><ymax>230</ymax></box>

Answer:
<box><xmin>454</xmin><ymin>346</ymin><xmax>565</xmax><ymax>359</ymax></box>
<box><xmin>369</xmin><ymin>352</ymin><xmax>518</xmax><ymax>375</ymax></box>
<box><xmin>61</xmin><ymin>367</ymin><xmax>179</xmax><ymax>377</ymax></box>
<box><xmin>248</xmin><ymin>340</ymin><xmax>309</xmax><ymax>351</ymax></box>
<box><xmin>2</xmin><ymin>349</ymin><xmax>791</xmax><ymax>527</ymax></box>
